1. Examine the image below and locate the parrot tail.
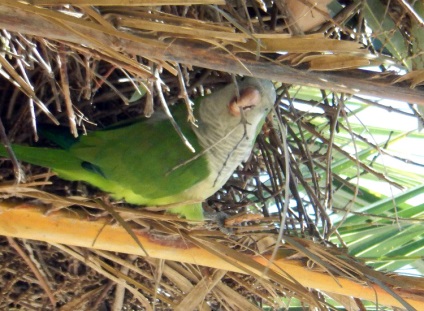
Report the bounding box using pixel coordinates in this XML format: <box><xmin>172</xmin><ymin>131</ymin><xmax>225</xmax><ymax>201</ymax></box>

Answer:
<box><xmin>0</xmin><ymin>144</ymin><xmax>83</xmax><ymax>172</ymax></box>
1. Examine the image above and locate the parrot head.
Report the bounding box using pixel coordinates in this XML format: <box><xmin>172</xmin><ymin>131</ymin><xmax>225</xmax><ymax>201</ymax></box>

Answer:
<box><xmin>191</xmin><ymin>77</ymin><xmax>276</xmax><ymax>196</ymax></box>
<box><xmin>195</xmin><ymin>77</ymin><xmax>275</xmax><ymax>137</ymax></box>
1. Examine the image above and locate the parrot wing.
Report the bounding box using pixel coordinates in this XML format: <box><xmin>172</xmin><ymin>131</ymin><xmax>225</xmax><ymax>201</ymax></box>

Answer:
<box><xmin>70</xmin><ymin>110</ymin><xmax>209</xmax><ymax>205</ymax></box>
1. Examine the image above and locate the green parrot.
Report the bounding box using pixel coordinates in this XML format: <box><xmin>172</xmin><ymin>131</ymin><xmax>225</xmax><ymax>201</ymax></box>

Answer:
<box><xmin>0</xmin><ymin>77</ymin><xmax>276</xmax><ymax>220</ymax></box>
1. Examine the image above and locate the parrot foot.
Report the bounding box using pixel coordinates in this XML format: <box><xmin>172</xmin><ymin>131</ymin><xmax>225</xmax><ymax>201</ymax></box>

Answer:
<box><xmin>203</xmin><ymin>210</ymin><xmax>233</xmax><ymax>235</ymax></box>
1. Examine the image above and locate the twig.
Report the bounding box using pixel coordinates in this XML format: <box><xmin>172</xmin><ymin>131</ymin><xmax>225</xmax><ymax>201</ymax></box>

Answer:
<box><xmin>0</xmin><ymin>116</ymin><xmax>25</xmax><ymax>183</ymax></box>
<box><xmin>154</xmin><ymin>68</ymin><xmax>196</xmax><ymax>153</ymax></box>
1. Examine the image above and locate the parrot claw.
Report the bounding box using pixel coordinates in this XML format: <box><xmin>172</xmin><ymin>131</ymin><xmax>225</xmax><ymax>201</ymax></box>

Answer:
<box><xmin>204</xmin><ymin>210</ymin><xmax>233</xmax><ymax>235</ymax></box>
<box><xmin>215</xmin><ymin>211</ymin><xmax>233</xmax><ymax>235</ymax></box>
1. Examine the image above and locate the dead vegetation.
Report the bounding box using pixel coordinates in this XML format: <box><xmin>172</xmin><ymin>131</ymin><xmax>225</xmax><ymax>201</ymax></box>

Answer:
<box><xmin>0</xmin><ymin>1</ymin><xmax>423</xmax><ymax>310</ymax></box>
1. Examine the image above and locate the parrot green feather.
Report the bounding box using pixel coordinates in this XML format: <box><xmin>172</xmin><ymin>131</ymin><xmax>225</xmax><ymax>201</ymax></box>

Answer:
<box><xmin>0</xmin><ymin>77</ymin><xmax>276</xmax><ymax>220</ymax></box>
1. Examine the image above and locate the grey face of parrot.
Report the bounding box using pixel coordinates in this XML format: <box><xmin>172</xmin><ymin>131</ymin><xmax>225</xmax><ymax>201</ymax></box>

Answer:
<box><xmin>192</xmin><ymin>77</ymin><xmax>276</xmax><ymax>194</ymax></box>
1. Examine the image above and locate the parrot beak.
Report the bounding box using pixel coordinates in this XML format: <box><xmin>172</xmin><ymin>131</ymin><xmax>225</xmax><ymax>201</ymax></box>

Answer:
<box><xmin>228</xmin><ymin>87</ymin><xmax>262</xmax><ymax>117</ymax></box>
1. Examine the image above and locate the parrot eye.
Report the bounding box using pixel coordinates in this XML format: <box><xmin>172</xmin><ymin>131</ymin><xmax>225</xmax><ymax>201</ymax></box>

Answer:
<box><xmin>228</xmin><ymin>87</ymin><xmax>262</xmax><ymax>116</ymax></box>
